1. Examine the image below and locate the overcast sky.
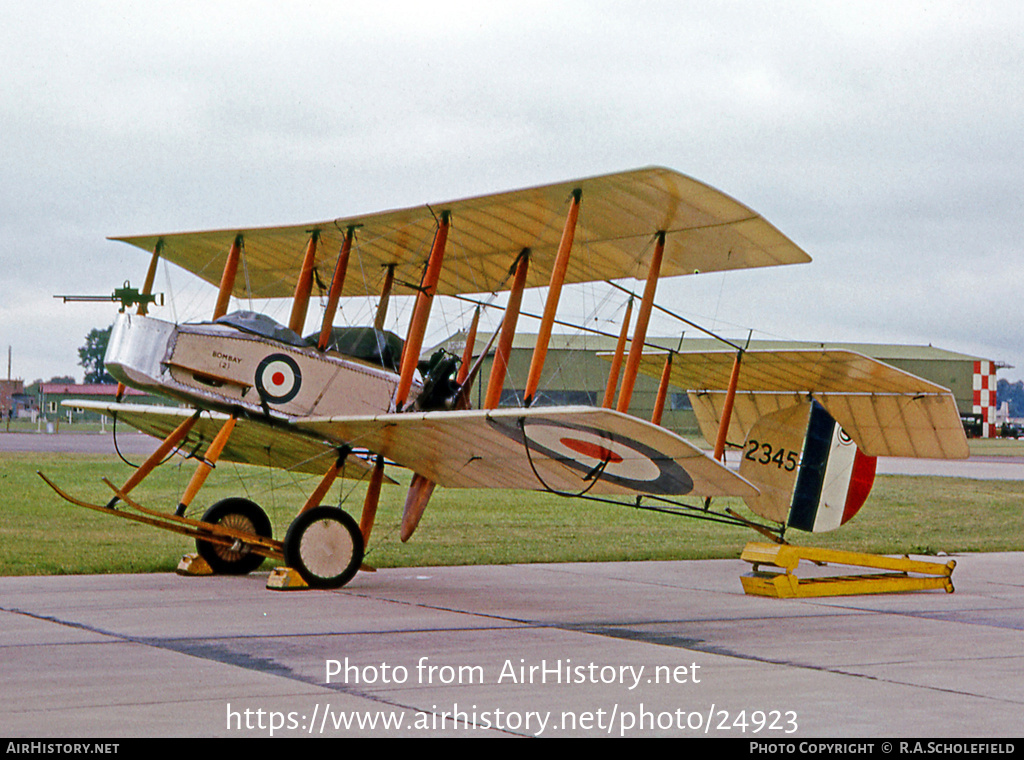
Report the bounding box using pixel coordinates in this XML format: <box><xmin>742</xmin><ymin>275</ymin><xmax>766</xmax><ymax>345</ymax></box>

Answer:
<box><xmin>3</xmin><ymin>1</ymin><xmax>1022</xmax><ymax>387</ymax></box>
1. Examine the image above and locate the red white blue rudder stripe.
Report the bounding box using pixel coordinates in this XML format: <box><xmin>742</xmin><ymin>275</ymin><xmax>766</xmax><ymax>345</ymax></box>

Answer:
<box><xmin>737</xmin><ymin>400</ymin><xmax>876</xmax><ymax>532</ymax></box>
<box><xmin>787</xmin><ymin>401</ymin><xmax>876</xmax><ymax>532</ymax></box>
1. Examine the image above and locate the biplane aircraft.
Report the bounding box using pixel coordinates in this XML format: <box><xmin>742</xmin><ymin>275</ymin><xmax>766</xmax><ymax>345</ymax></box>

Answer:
<box><xmin>40</xmin><ymin>167</ymin><xmax>969</xmax><ymax>589</ymax></box>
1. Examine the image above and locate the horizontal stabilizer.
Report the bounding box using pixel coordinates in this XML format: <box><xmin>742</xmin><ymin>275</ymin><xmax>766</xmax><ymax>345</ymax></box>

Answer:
<box><xmin>662</xmin><ymin>349</ymin><xmax>968</xmax><ymax>459</ymax></box>
<box><xmin>690</xmin><ymin>390</ymin><xmax>967</xmax><ymax>459</ymax></box>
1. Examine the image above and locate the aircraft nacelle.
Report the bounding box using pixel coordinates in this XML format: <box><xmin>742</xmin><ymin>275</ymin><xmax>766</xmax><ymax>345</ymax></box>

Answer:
<box><xmin>105</xmin><ymin>312</ymin><xmax>413</xmax><ymax>420</ymax></box>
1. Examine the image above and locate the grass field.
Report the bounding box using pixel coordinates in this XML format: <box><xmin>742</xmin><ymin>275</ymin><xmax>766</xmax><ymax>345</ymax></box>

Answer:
<box><xmin>2</xmin><ymin>450</ymin><xmax>1022</xmax><ymax>577</ymax></box>
<box><xmin>964</xmin><ymin>437</ymin><xmax>1024</xmax><ymax>456</ymax></box>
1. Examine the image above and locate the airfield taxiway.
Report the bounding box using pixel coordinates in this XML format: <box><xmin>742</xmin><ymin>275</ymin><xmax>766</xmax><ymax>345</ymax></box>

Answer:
<box><xmin>2</xmin><ymin>553</ymin><xmax>1022</xmax><ymax>738</ymax></box>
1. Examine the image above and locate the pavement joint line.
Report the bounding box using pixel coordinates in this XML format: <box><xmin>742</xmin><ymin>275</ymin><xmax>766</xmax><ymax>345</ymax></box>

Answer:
<box><xmin>1</xmin><ymin>605</ymin><xmax>140</xmax><ymax>642</ymax></box>
<box><xmin>568</xmin><ymin>625</ymin><xmax>1024</xmax><ymax>707</ymax></box>
<box><xmin>0</xmin><ymin>602</ymin><xmax>529</xmax><ymax>735</ymax></box>
<box><xmin>17</xmin><ymin>602</ymin><xmax>1017</xmax><ymax>711</ymax></box>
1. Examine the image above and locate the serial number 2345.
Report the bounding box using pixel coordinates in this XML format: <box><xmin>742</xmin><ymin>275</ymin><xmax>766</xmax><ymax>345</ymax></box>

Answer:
<box><xmin>744</xmin><ymin>440</ymin><xmax>799</xmax><ymax>471</ymax></box>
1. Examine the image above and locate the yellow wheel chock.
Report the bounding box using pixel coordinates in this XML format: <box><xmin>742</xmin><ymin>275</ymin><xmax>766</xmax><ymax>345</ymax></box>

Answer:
<box><xmin>266</xmin><ymin>567</ymin><xmax>310</xmax><ymax>591</ymax></box>
<box><xmin>740</xmin><ymin>542</ymin><xmax>955</xmax><ymax>598</ymax></box>
<box><xmin>176</xmin><ymin>552</ymin><xmax>213</xmax><ymax>576</ymax></box>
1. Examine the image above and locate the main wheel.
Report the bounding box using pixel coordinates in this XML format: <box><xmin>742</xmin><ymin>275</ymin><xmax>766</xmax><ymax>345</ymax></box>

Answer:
<box><xmin>196</xmin><ymin>498</ymin><xmax>272</xmax><ymax>575</ymax></box>
<box><xmin>283</xmin><ymin>507</ymin><xmax>364</xmax><ymax>589</ymax></box>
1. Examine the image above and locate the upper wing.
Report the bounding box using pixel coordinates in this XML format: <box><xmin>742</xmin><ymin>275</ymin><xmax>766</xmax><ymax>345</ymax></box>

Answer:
<box><xmin>63</xmin><ymin>401</ymin><xmax>388</xmax><ymax>479</ymax></box>
<box><xmin>111</xmin><ymin>167</ymin><xmax>810</xmax><ymax>299</ymax></box>
<box><xmin>642</xmin><ymin>349</ymin><xmax>969</xmax><ymax>459</ymax></box>
<box><xmin>297</xmin><ymin>406</ymin><xmax>757</xmax><ymax>499</ymax></box>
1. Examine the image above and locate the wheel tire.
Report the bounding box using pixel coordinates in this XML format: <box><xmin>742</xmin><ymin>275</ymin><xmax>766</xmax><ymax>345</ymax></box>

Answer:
<box><xmin>284</xmin><ymin>507</ymin><xmax>364</xmax><ymax>589</ymax></box>
<box><xmin>196</xmin><ymin>498</ymin><xmax>272</xmax><ymax>575</ymax></box>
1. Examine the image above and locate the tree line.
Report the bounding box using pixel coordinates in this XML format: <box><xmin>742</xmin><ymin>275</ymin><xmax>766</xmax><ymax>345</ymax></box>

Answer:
<box><xmin>997</xmin><ymin>379</ymin><xmax>1024</xmax><ymax>419</ymax></box>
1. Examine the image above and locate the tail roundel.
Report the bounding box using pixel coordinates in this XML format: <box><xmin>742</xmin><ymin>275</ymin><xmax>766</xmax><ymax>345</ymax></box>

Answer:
<box><xmin>739</xmin><ymin>400</ymin><xmax>877</xmax><ymax>533</ymax></box>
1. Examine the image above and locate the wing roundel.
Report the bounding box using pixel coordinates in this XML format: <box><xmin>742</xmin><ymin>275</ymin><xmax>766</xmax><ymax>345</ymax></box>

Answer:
<box><xmin>298</xmin><ymin>406</ymin><xmax>758</xmax><ymax>499</ymax></box>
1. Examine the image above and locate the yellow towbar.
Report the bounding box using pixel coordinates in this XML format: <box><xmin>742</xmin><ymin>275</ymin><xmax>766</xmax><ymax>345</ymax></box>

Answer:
<box><xmin>740</xmin><ymin>542</ymin><xmax>955</xmax><ymax>598</ymax></box>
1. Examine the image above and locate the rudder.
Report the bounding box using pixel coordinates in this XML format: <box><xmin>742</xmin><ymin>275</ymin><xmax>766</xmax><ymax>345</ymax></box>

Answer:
<box><xmin>740</xmin><ymin>400</ymin><xmax>876</xmax><ymax>532</ymax></box>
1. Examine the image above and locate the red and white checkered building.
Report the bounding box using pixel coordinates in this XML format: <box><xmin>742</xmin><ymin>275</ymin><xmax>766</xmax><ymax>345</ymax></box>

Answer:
<box><xmin>973</xmin><ymin>360</ymin><xmax>998</xmax><ymax>437</ymax></box>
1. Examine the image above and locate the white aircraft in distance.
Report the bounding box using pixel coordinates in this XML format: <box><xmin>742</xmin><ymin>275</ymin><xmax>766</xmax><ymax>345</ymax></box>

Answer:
<box><xmin>41</xmin><ymin>167</ymin><xmax>968</xmax><ymax>589</ymax></box>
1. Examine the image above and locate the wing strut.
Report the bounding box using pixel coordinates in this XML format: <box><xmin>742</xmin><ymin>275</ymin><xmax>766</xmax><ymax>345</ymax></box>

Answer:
<box><xmin>299</xmin><ymin>446</ymin><xmax>349</xmax><ymax>515</ymax></box>
<box><xmin>138</xmin><ymin>238</ymin><xmax>163</xmax><ymax>317</ymax></box>
<box><xmin>456</xmin><ymin>305</ymin><xmax>481</xmax><ymax>385</ymax></box>
<box><xmin>484</xmin><ymin>248</ymin><xmax>530</xmax><ymax>409</ymax></box>
<box><xmin>374</xmin><ymin>263</ymin><xmax>396</xmax><ymax>331</ymax></box>
<box><xmin>317</xmin><ymin>226</ymin><xmax>354</xmax><ymax>351</ymax></box>
<box><xmin>289</xmin><ymin>230</ymin><xmax>320</xmax><ymax>333</ymax></box>
<box><xmin>175</xmin><ymin>414</ymin><xmax>237</xmax><ymax>516</ymax></box>
<box><xmin>524</xmin><ymin>188</ymin><xmax>582</xmax><ymax>406</ymax></box>
<box><xmin>212</xmin><ymin>234</ymin><xmax>243</xmax><ymax>320</ymax></box>
<box><xmin>391</xmin><ymin>211</ymin><xmax>451</xmax><ymax>537</ymax></box>
<box><xmin>395</xmin><ymin>211</ymin><xmax>450</xmax><ymax>411</ymax></box>
<box><xmin>359</xmin><ymin>454</ymin><xmax>386</xmax><ymax>545</ymax></box>
<box><xmin>602</xmin><ymin>296</ymin><xmax>633</xmax><ymax>408</ymax></box>
<box><xmin>617</xmin><ymin>231</ymin><xmax>665</xmax><ymax>413</ymax></box>
<box><xmin>651</xmin><ymin>352</ymin><xmax>674</xmax><ymax>426</ymax></box>
<box><xmin>106</xmin><ymin>410</ymin><xmax>200</xmax><ymax>508</ymax></box>
<box><xmin>713</xmin><ymin>350</ymin><xmax>744</xmax><ymax>461</ymax></box>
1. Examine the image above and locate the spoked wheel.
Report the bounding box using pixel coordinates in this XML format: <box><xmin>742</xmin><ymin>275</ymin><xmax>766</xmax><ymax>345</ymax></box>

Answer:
<box><xmin>196</xmin><ymin>498</ymin><xmax>273</xmax><ymax>575</ymax></box>
<box><xmin>283</xmin><ymin>507</ymin><xmax>364</xmax><ymax>589</ymax></box>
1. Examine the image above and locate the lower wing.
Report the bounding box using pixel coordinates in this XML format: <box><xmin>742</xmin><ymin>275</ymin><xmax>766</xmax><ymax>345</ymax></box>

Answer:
<box><xmin>298</xmin><ymin>406</ymin><xmax>757</xmax><ymax>499</ymax></box>
<box><xmin>62</xmin><ymin>401</ymin><xmax>384</xmax><ymax>478</ymax></box>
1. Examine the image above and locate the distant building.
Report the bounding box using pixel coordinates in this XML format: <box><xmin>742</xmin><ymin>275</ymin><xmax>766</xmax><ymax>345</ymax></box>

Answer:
<box><xmin>38</xmin><ymin>383</ymin><xmax>173</xmax><ymax>423</ymax></box>
<box><xmin>0</xmin><ymin>379</ymin><xmax>26</xmax><ymax>420</ymax></box>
